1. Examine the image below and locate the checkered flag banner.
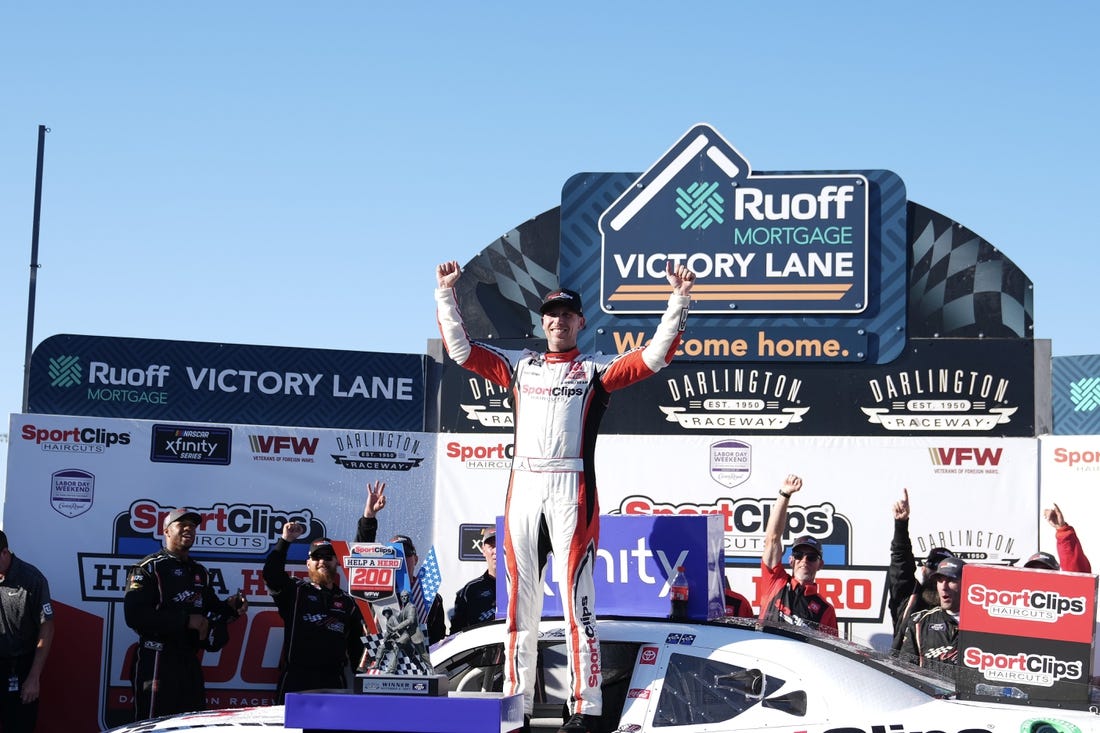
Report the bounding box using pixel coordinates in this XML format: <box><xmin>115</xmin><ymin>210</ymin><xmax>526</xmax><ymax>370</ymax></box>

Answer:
<box><xmin>907</xmin><ymin>202</ymin><xmax>1033</xmax><ymax>338</ymax></box>
<box><xmin>360</xmin><ymin>632</ymin><xmax>430</xmax><ymax>676</ymax></box>
<box><xmin>414</xmin><ymin>546</ymin><xmax>442</xmax><ymax>625</ymax></box>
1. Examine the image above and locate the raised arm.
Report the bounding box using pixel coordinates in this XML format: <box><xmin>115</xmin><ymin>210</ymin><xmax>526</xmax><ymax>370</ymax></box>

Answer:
<box><xmin>762</xmin><ymin>475</ymin><xmax>802</xmax><ymax>569</ymax></box>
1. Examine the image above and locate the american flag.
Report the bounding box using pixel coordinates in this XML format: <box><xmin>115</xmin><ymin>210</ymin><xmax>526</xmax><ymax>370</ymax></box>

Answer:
<box><xmin>413</xmin><ymin>546</ymin><xmax>442</xmax><ymax>625</ymax></box>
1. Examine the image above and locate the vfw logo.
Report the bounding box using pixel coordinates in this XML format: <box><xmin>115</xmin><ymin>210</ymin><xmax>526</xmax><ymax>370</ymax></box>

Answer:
<box><xmin>48</xmin><ymin>355</ymin><xmax>82</xmax><ymax>388</ymax></box>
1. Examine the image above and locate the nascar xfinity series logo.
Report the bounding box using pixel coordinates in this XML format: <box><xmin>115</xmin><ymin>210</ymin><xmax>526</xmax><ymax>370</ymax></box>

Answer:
<box><xmin>656</xmin><ymin>367</ymin><xmax>808</xmax><ymax>431</ymax></box>
<box><xmin>331</xmin><ymin>431</ymin><xmax>425</xmax><ymax>471</ymax></box>
<box><xmin>860</xmin><ymin>368</ymin><xmax>1017</xmax><ymax>431</ymax></box>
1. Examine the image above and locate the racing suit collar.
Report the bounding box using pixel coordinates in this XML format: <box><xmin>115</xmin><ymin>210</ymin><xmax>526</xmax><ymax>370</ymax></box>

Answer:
<box><xmin>544</xmin><ymin>347</ymin><xmax>580</xmax><ymax>363</ymax></box>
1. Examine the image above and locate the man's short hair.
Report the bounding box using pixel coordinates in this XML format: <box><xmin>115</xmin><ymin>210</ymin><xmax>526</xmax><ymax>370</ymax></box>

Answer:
<box><xmin>391</xmin><ymin>535</ymin><xmax>417</xmax><ymax>557</ymax></box>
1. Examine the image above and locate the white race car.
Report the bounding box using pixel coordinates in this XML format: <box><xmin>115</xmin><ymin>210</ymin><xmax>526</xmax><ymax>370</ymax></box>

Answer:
<box><xmin>106</xmin><ymin>616</ymin><xmax>1099</xmax><ymax>732</ymax></box>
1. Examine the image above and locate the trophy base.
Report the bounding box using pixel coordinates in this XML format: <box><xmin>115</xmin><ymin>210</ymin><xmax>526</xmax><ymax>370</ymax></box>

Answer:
<box><xmin>356</xmin><ymin>673</ymin><xmax>450</xmax><ymax>696</ymax></box>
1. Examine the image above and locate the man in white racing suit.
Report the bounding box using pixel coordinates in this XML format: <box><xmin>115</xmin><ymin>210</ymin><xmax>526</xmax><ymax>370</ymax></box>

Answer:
<box><xmin>435</xmin><ymin>260</ymin><xmax>695</xmax><ymax>733</ymax></box>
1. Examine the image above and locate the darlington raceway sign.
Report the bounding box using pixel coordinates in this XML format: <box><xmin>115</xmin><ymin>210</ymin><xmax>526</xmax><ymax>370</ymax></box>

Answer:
<box><xmin>600</xmin><ymin>124</ymin><xmax>868</xmax><ymax>315</ymax></box>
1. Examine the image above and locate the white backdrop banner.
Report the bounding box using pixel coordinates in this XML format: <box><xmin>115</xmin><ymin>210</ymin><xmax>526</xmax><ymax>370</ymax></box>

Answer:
<box><xmin>431</xmin><ymin>433</ymin><xmax>1040</xmax><ymax>651</ymax></box>
<box><xmin>5</xmin><ymin>414</ymin><xmax>436</xmax><ymax>731</ymax></box>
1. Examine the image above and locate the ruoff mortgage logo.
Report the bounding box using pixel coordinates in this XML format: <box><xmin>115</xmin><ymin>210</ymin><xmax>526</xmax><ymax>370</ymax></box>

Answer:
<box><xmin>657</xmin><ymin>367</ymin><xmax>808</xmax><ymax>430</ymax></box>
<box><xmin>48</xmin><ymin>355</ymin><xmax>82</xmax><ymax>387</ymax></box>
<box><xmin>51</xmin><ymin>468</ymin><xmax>94</xmax><ymax>518</ymax></box>
<box><xmin>860</xmin><ymin>368</ymin><xmax>1017</xmax><ymax>431</ymax></box>
<box><xmin>599</xmin><ymin>123</ymin><xmax>869</xmax><ymax>315</ymax></box>
<box><xmin>1068</xmin><ymin>376</ymin><xmax>1100</xmax><ymax>412</ymax></box>
<box><xmin>331</xmin><ymin>430</ymin><xmax>425</xmax><ymax>471</ymax></box>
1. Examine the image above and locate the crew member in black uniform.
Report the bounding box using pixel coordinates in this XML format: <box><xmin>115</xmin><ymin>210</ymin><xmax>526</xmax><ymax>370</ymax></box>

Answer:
<box><xmin>124</xmin><ymin>508</ymin><xmax>247</xmax><ymax>721</ymax></box>
<box><xmin>0</xmin><ymin>529</ymin><xmax>54</xmax><ymax>733</ymax></box>
<box><xmin>900</xmin><ymin>556</ymin><xmax>965</xmax><ymax>668</ymax></box>
<box><xmin>264</xmin><ymin>522</ymin><xmax>366</xmax><ymax>701</ymax></box>
<box><xmin>450</xmin><ymin>527</ymin><xmax>497</xmax><ymax>633</ymax></box>
<box><xmin>355</xmin><ymin>480</ymin><xmax>447</xmax><ymax>643</ymax></box>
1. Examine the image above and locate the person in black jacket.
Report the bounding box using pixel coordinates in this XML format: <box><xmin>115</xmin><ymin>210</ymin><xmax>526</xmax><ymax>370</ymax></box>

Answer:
<box><xmin>124</xmin><ymin>508</ymin><xmax>247</xmax><ymax>721</ymax></box>
<box><xmin>887</xmin><ymin>488</ymin><xmax>956</xmax><ymax>651</ymax></box>
<box><xmin>264</xmin><ymin>521</ymin><xmax>366</xmax><ymax>701</ymax></box>
<box><xmin>354</xmin><ymin>481</ymin><xmax>447</xmax><ymax>643</ymax></box>
<box><xmin>900</xmin><ymin>556</ymin><xmax>965</xmax><ymax>668</ymax></box>
<box><xmin>450</xmin><ymin>528</ymin><xmax>497</xmax><ymax>633</ymax></box>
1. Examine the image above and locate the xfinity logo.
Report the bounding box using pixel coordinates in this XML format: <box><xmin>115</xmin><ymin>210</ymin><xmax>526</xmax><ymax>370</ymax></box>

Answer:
<box><xmin>151</xmin><ymin>424</ymin><xmax>232</xmax><ymax>466</ymax></box>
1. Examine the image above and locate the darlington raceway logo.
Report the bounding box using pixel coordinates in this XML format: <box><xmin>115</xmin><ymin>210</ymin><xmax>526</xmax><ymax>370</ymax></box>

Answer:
<box><xmin>963</xmin><ymin>646</ymin><xmax>1083</xmax><ymax>688</ymax></box>
<box><xmin>656</xmin><ymin>367</ymin><xmax>808</xmax><ymax>431</ymax></box>
<box><xmin>248</xmin><ymin>434</ymin><xmax>318</xmax><ymax>464</ymax></box>
<box><xmin>912</xmin><ymin>527</ymin><xmax>1021</xmax><ymax>566</ymax></box>
<box><xmin>860</xmin><ymin>368</ymin><xmax>1017</xmax><ymax>431</ymax></box>
<box><xmin>967</xmin><ymin>583</ymin><xmax>1088</xmax><ymax>623</ymax></box>
<box><xmin>457</xmin><ymin>375</ymin><xmax>513</xmax><ymax>428</ymax></box>
<box><xmin>21</xmin><ymin>423</ymin><xmax>131</xmax><ymax>454</ymax></box>
<box><xmin>331</xmin><ymin>431</ymin><xmax>425</xmax><ymax>471</ymax></box>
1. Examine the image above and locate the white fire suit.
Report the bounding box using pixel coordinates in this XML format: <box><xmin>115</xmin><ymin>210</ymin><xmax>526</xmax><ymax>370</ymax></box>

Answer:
<box><xmin>436</xmin><ymin>287</ymin><xmax>690</xmax><ymax>716</ymax></box>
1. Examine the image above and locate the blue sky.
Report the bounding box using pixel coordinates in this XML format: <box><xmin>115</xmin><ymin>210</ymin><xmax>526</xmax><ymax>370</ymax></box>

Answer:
<box><xmin>1</xmin><ymin>2</ymin><xmax>1097</xmax><ymax>467</ymax></box>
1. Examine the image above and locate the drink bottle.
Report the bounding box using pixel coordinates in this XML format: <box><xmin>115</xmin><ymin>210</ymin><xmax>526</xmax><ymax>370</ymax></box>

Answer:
<box><xmin>669</xmin><ymin>566</ymin><xmax>689</xmax><ymax>620</ymax></box>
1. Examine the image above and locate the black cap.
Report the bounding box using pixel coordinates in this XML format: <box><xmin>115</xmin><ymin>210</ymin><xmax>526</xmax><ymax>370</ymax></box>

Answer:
<box><xmin>790</xmin><ymin>535</ymin><xmax>823</xmax><ymax>554</ymax></box>
<box><xmin>480</xmin><ymin>527</ymin><xmax>497</xmax><ymax>546</ymax></box>
<box><xmin>932</xmin><ymin>556</ymin><xmax>965</xmax><ymax>580</ymax></box>
<box><xmin>391</xmin><ymin>534</ymin><xmax>417</xmax><ymax>557</ymax></box>
<box><xmin>539</xmin><ymin>288</ymin><xmax>583</xmax><ymax>315</ymax></box>
<box><xmin>308</xmin><ymin>538</ymin><xmax>336</xmax><ymax>559</ymax></box>
<box><xmin>164</xmin><ymin>507</ymin><xmax>201</xmax><ymax>528</ymax></box>
<box><xmin>923</xmin><ymin>547</ymin><xmax>956</xmax><ymax>569</ymax></box>
<box><xmin>1023</xmin><ymin>551</ymin><xmax>1059</xmax><ymax>570</ymax></box>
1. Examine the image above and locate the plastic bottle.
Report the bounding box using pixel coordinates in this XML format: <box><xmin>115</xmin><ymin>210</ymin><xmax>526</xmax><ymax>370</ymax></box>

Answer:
<box><xmin>974</xmin><ymin>683</ymin><xmax>1028</xmax><ymax>700</ymax></box>
<box><xmin>669</xmin><ymin>566</ymin><xmax>689</xmax><ymax>620</ymax></box>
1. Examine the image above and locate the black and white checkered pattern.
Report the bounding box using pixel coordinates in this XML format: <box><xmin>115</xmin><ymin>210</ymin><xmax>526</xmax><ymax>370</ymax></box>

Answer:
<box><xmin>360</xmin><ymin>632</ymin><xmax>432</xmax><ymax>676</ymax></box>
<box><xmin>908</xmin><ymin>202</ymin><xmax>1033</xmax><ymax>338</ymax></box>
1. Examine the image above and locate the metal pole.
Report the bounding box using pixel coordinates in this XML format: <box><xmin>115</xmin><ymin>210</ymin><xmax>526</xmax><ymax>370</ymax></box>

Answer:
<box><xmin>22</xmin><ymin>125</ymin><xmax>48</xmax><ymax>413</ymax></box>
